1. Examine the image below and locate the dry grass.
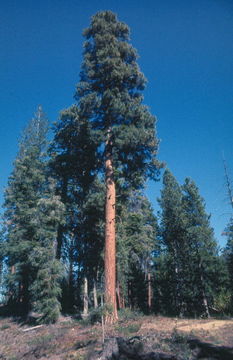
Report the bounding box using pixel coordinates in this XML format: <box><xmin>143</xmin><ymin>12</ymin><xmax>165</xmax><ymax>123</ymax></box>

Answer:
<box><xmin>0</xmin><ymin>315</ymin><xmax>232</xmax><ymax>359</ymax></box>
<box><xmin>139</xmin><ymin>316</ymin><xmax>233</xmax><ymax>347</ymax></box>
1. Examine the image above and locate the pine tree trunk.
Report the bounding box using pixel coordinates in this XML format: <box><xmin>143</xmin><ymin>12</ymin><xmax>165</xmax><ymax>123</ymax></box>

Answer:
<box><xmin>197</xmin><ymin>250</ymin><xmax>210</xmax><ymax>318</ymax></box>
<box><xmin>148</xmin><ymin>272</ymin><xmax>152</xmax><ymax>311</ymax></box>
<box><xmin>122</xmin><ymin>294</ymin><xmax>125</xmax><ymax>309</ymax></box>
<box><xmin>0</xmin><ymin>261</ymin><xmax>2</xmax><ymax>289</ymax></box>
<box><xmin>83</xmin><ymin>277</ymin><xmax>89</xmax><ymax>318</ymax></box>
<box><xmin>104</xmin><ymin>144</ymin><xmax>118</xmax><ymax>322</ymax></box>
<box><xmin>56</xmin><ymin>177</ymin><xmax>68</xmax><ymax>259</ymax></box>
<box><xmin>116</xmin><ymin>281</ymin><xmax>122</xmax><ymax>309</ymax></box>
<box><xmin>202</xmin><ymin>292</ymin><xmax>210</xmax><ymax>318</ymax></box>
<box><xmin>68</xmin><ymin>253</ymin><xmax>74</xmax><ymax>311</ymax></box>
<box><xmin>174</xmin><ymin>247</ymin><xmax>180</xmax><ymax>314</ymax></box>
<box><xmin>223</xmin><ymin>157</ymin><xmax>233</xmax><ymax>210</ymax></box>
<box><xmin>93</xmin><ymin>280</ymin><xmax>98</xmax><ymax>309</ymax></box>
<box><xmin>199</xmin><ymin>265</ymin><xmax>210</xmax><ymax>318</ymax></box>
<box><xmin>56</xmin><ymin>226</ymin><xmax>63</xmax><ymax>260</ymax></box>
<box><xmin>128</xmin><ymin>281</ymin><xmax>132</xmax><ymax>309</ymax></box>
<box><xmin>20</xmin><ymin>270</ymin><xmax>30</xmax><ymax>315</ymax></box>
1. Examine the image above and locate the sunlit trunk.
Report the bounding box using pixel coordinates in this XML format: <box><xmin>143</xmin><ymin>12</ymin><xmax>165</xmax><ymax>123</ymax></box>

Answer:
<box><xmin>93</xmin><ymin>280</ymin><xmax>98</xmax><ymax>309</ymax></box>
<box><xmin>104</xmin><ymin>143</ymin><xmax>118</xmax><ymax>322</ymax></box>
<box><xmin>83</xmin><ymin>277</ymin><xmax>89</xmax><ymax>317</ymax></box>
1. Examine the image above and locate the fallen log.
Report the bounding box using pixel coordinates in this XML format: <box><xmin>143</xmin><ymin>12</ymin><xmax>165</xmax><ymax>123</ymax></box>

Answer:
<box><xmin>91</xmin><ymin>335</ymin><xmax>233</xmax><ymax>359</ymax></box>
<box><xmin>22</xmin><ymin>325</ymin><xmax>44</xmax><ymax>332</ymax></box>
<box><xmin>99</xmin><ymin>337</ymin><xmax>119</xmax><ymax>359</ymax></box>
<box><xmin>96</xmin><ymin>337</ymin><xmax>177</xmax><ymax>360</ymax></box>
<box><xmin>118</xmin><ymin>337</ymin><xmax>177</xmax><ymax>359</ymax></box>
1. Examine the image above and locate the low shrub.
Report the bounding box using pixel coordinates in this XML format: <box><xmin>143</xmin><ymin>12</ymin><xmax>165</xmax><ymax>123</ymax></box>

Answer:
<box><xmin>0</xmin><ymin>323</ymin><xmax>10</xmax><ymax>330</ymax></box>
<box><xmin>115</xmin><ymin>322</ymin><xmax>141</xmax><ymax>336</ymax></box>
<box><xmin>118</xmin><ymin>308</ymin><xmax>142</xmax><ymax>321</ymax></box>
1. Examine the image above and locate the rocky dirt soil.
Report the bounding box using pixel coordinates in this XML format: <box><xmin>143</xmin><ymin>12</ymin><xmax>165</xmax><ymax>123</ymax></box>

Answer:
<box><xmin>0</xmin><ymin>315</ymin><xmax>232</xmax><ymax>359</ymax></box>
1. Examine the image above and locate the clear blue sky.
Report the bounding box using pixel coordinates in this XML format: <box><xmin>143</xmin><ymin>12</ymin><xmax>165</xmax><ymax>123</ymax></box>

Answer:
<box><xmin>1</xmin><ymin>0</ymin><xmax>232</xmax><ymax>247</ymax></box>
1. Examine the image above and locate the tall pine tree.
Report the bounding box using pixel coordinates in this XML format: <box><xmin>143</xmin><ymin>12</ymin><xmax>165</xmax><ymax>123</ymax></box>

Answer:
<box><xmin>75</xmin><ymin>11</ymin><xmax>161</xmax><ymax>321</ymax></box>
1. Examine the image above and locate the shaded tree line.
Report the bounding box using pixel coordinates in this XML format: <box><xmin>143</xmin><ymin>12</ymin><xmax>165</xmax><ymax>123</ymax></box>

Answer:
<box><xmin>0</xmin><ymin>11</ymin><xmax>232</xmax><ymax>323</ymax></box>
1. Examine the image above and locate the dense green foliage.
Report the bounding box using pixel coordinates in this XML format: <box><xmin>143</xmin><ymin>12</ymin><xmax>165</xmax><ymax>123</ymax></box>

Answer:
<box><xmin>76</xmin><ymin>10</ymin><xmax>161</xmax><ymax>188</ymax></box>
<box><xmin>2</xmin><ymin>107</ymin><xmax>64</xmax><ymax>322</ymax></box>
<box><xmin>117</xmin><ymin>192</ymin><xmax>158</xmax><ymax>312</ymax></box>
<box><xmin>0</xmin><ymin>11</ymin><xmax>232</xmax><ymax>322</ymax></box>
<box><xmin>156</xmin><ymin>170</ymin><xmax>224</xmax><ymax>317</ymax></box>
<box><xmin>224</xmin><ymin>218</ymin><xmax>233</xmax><ymax>310</ymax></box>
<box><xmin>50</xmin><ymin>10</ymin><xmax>161</xmax><ymax>315</ymax></box>
<box><xmin>156</xmin><ymin>169</ymin><xmax>188</xmax><ymax>315</ymax></box>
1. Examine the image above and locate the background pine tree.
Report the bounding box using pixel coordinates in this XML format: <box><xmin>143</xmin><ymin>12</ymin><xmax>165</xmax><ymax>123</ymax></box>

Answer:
<box><xmin>182</xmin><ymin>178</ymin><xmax>220</xmax><ymax>317</ymax></box>
<box><xmin>50</xmin><ymin>105</ymin><xmax>99</xmax><ymax>313</ymax></box>
<box><xmin>3</xmin><ymin>107</ymin><xmax>64</xmax><ymax>322</ymax></box>
<box><xmin>157</xmin><ymin>170</ymin><xmax>221</xmax><ymax>317</ymax></box>
<box><xmin>117</xmin><ymin>192</ymin><xmax>158</xmax><ymax>312</ymax></box>
<box><xmin>157</xmin><ymin>169</ymin><xmax>188</xmax><ymax>316</ymax></box>
<box><xmin>224</xmin><ymin>217</ymin><xmax>233</xmax><ymax>311</ymax></box>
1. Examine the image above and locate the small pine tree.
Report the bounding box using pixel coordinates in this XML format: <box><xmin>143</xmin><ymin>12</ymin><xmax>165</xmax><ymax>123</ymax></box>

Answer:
<box><xmin>3</xmin><ymin>107</ymin><xmax>48</xmax><ymax>314</ymax></box>
<box><xmin>224</xmin><ymin>217</ymin><xmax>233</xmax><ymax>311</ymax></box>
<box><xmin>29</xmin><ymin>179</ymin><xmax>65</xmax><ymax>323</ymax></box>
<box><xmin>3</xmin><ymin>107</ymin><xmax>64</xmax><ymax>322</ymax></box>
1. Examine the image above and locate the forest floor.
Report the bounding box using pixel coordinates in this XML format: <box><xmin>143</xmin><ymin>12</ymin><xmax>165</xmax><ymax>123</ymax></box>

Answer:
<box><xmin>0</xmin><ymin>314</ymin><xmax>233</xmax><ymax>359</ymax></box>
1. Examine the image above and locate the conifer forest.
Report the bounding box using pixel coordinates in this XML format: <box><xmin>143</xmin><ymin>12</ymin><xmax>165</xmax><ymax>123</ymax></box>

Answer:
<box><xmin>1</xmin><ymin>11</ymin><xmax>233</xmax><ymax>329</ymax></box>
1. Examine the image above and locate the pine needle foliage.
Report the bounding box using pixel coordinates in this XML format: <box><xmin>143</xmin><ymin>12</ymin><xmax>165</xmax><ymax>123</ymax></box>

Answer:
<box><xmin>157</xmin><ymin>169</ymin><xmax>220</xmax><ymax>317</ymax></box>
<box><xmin>117</xmin><ymin>192</ymin><xmax>158</xmax><ymax>310</ymax></box>
<box><xmin>76</xmin><ymin>11</ymin><xmax>161</xmax><ymax>188</ymax></box>
<box><xmin>224</xmin><ymin>217</ymin><xmax>233</xmax><ymax>310</ymax></box>
<box><xmin>75</xmin><ymin>10</ymin><xmax>162</xmax><ymax>319</ymax></box>
<box><xmin>3</xmin><ymin>107</ymin><xmax>64</xmax><ymax>322</ymax></box>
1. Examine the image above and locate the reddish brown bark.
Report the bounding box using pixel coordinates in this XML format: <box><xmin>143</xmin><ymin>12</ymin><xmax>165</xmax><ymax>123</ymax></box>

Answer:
<box><xmin>104</xmin><ymin>152</ymin><xmax>118</xmax><ymax>322</ymax></box>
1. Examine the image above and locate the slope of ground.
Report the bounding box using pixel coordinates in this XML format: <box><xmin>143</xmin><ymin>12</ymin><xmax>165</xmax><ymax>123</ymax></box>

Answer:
<box><xmin>0</xmin><ymin>315</ymin><xmax>232</xmax><ymax>359</ymax></box>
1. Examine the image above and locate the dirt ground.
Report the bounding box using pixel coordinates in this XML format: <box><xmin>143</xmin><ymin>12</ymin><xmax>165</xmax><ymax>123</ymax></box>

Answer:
<box><xmin>178</xmin><ymin>319</ymin><xmax>233</xmax><ymax>333</ymax></box>
<box><xmin>140</xmin><ymin>316</ymin><xmax>233</xmax><ymax>347</ymax></box>
<box><xmin>0</xmin><ymin>315</ymin><xmax>233</xmax><ymax>359</ymax></box>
